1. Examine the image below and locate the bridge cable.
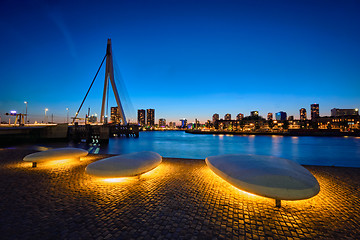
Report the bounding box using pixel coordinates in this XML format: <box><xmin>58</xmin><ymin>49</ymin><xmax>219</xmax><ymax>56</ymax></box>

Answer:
<box><xmin>72</xmin><ymin>54</ymin><xmax>107</xmax><ymax>124</ymax></box>
<box><xmin>106</xmin><ymin>75</ymin><xmax>110</xmax><ymax>122</ymax></box>
<box><xmin>113</xmin><ymin>56</ymin><xmax>136</xmax><ymax>123</ymax></box>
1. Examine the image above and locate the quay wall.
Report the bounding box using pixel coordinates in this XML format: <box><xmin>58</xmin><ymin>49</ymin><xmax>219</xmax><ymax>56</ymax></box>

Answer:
<box><xmin>186</xmin><ymin>129</ymin><xmax>360</xmax><ymax>137</ymax></box>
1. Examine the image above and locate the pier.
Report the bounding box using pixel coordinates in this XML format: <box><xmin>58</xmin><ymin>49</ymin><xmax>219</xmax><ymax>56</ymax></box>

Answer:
<box><xmin>69</xmin><ymin>123</ymin><xmax>139</xmax><ymax>143</ymax></box>
<box><xmin>0</xmin><ymin>123</ymin><xmax>139</xmax><ymax>145</ymax></box>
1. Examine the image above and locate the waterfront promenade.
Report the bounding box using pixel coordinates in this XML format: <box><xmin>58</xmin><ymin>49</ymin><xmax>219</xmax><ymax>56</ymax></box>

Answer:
<box><xmin>0</xmin><ymin>148</ymin><xmax>360</xmax><ymax>239</ymax></box>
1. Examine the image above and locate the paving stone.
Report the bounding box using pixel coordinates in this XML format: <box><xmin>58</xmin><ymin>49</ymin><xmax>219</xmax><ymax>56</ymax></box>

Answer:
<box><xmin>0</xmin><ymin>149</ymin><xmax>359</xmax><ymax>239</ymax></box>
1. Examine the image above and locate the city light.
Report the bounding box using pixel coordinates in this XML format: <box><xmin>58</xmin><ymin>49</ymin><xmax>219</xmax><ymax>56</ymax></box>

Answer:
<box><xmin>24</xmin><ymin>101</ymin><xmax>28</xmax><ymax>124</ymax></box>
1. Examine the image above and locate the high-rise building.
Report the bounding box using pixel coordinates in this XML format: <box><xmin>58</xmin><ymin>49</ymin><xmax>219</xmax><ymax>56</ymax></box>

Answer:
<box><xmin>212</xmin><ymin>113</ymin><xmax>219</xmax><ymax>123</ymax></box>
<box><xmin>180</xmin><ymin>119</ymin><xmax>187</xmax><ymax>128</ymax></box>
<box><xmin>288</xmin><ymin>116</ymin><xmax>294</xmax><ymax>121</ymax></box>
<box><xmin>159</xmin><ymin>118</ymin><xmax>166</xmax><ymax>127</ymax></box>
<box><xmin>275</xmin><ymin>111</ymin><xmax>287</xmax><ymax>121</ymax></box>
<box><xmin>331</xmin><ymin>108</ymin><xmax>359</xmax><ymax>117</ymax></box>
<box><xmin>111</xmin><ymin>107</ymin><xmax>120</xmax><ymax>124</ymax></box>
<box><xmin>251</xmin><ymin>111</ymin><xmax>259</xmax><ymax>117</ymax></box>
<box><xmin>169</xmin><ymin>122</ymin><xmax>176</xmax><ymax>128</ymax></box>
<box><xmin>300</xmin><ymin>108</ymin><xmax>307</xmax><ymax>121</ymax></box>
<box><xmin>146</xmin><ymin>109</ymin><xmax>155</xmax><ymax>126</ymax></box>
<box><xmin>267</xmin><ymin>113</ymin><xmax>273</xmax><ymax>121</ymax></box>
<box><xmin>224</xmin><ymin>114</ymin><xmax>231</xmax><ymax>120</ymax></box>
<box><xmin>137</xmin><ymin>109</ymin><xmax>146</xmax><ymax>126</ymax></box>
<box><xmin>236</xmin><ymin>113</ymin><xmax>244</xmax><ymax>120</ymax></box>
<box><xmin>311</xmin><ymin>104</ymin><xmax>319</xmax><ymax>120</ymax></box>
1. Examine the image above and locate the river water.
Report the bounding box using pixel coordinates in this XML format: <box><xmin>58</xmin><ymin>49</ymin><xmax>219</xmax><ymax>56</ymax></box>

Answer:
<box><xmin>14</xmin><ymin>131</ymin><xmax>360</xmax><ymax>167</ymax></box>
<box><xmin>98</xmin><ymin>131</ymin><xmax>360</xmax><ymax>167</ymax></box>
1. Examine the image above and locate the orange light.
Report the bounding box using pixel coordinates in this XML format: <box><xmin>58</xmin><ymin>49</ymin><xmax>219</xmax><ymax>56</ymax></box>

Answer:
<box><xmin>101</xmin><ymin>177</ymin><xmax>137</xmax><ymax>183</ymax></box>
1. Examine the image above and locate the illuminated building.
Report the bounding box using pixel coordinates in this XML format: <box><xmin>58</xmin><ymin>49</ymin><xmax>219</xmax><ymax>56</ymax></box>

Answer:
<box><xmin>212</xmin><ymin>113</ymin><xmax>219</xmax><ymax>123</ymax></box>
<box><xmin>300</xmin><ymin>108</ymin><xmax>307</xmax><ymax>121</ymax></box>
<box><xmin>205</xmin><ymin>120</ymin><xmax>211</xmax><ymax>128</ymax></box>
<box><xmin>137</xmin><ymin>109</ymin><xmax>146</xmax><ymax>126</ymax></box>
<box><xmin>311</xmin><ymin>104</ymin><xmax>319</xmax><ymax>120</ymax></box>
<box><xmin>159</xmin><ymin>118</ymin><xmax>166</xmax><ymax>127</ymax></box>
<box><xmin>146</xmin><ymin>109</ymin><xmax>155</xmax><ymax>126</ymax></box>
<box><xmin>236</xmin><ymin>113</ymin><xmax>244</xmax><ymax>120</ymax></box>
<box><xmin>288</xmin><ymin>116</ymin><xmax>294</xmax><ymax>121</ymax></box>
<box><xmin>331</xmin><ymin>108</ymin><xmax>359</xmax><ymax>117</ymax></box>
<box><xmin>251</xmin><ymin>111</ymin><xmax>259</xmax><ymax>117</ymax></box>
<box><xmin>180</xmin><ymin>119</ymin><xmax>187</xmax><ymax>128</ymax></box>
<box><xmin>194</xmin><ymin>119</ymin><xmax>200</xmax><ymax>129</ymax></box>
<box><xmin>169</xmin><ymin>122</ymin><xmax>176</xmax><ymax>128</ymax></box>
<box><xmin>225</xmin><ymin>114</ymin><xmax>231</xmax><ymax>120</ymax></box>
<box><xmin>276</xmin><ymin>111</ymin><xmax>287</xmax><ymax>121</ymax></box>
<box><xmin>88</xmin><ymin>115</ymin><xmax>97</xmax><ymax>123</ymax></box>
<box><xmin>267</xmin><ymin>113</ymin><xmax>273</xmax><ymax>121</ymax></box>
<box><xmin>110</xmin><ymin>107</ymin><xmax>120</xmax><ymax>124</ymax></box>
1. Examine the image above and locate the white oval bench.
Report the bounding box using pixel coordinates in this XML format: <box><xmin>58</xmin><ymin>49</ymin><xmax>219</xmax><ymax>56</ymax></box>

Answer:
<box><xmin>205</xmin><ymin>154</ymin><xmax>320</xmax><ymax>207</ymax></box>
<box><xmin>23</xmin><ymin>147</ymin><xmax>88</xmax><ymax>167</ymax></box>
<box><xmin>85</xmin><ymin>151</ymin><xmax>162</xmax><ymax>178</ymax></box>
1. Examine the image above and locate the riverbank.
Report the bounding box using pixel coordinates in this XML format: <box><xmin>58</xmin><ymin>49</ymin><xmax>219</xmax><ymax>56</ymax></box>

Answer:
<box><xmin>186</xmin><ymin>129</ymin><xmax>360</xmax><ymax>137</ymax></box>
<box><xmin>0</xmin><ymin>148</ymin><xmax>359</xmax><ymax>239</ymax></box>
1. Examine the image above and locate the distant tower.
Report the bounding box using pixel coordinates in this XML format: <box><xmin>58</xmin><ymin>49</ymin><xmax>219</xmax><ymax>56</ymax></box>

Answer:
<box><xmin>267</xmin><ymin>113</ymin><xmax>273</xmax><ymax>121</ymax></box>
<box><xmin>311</xmin><ymin>104</ymin><xmax>319</xmax><ymax>120</ymax></box>
<box><xmin>100</xmin><ymin>39</ymin><xmax>127</xmax><ymax>124</ymax></box>
<box><xmin>212</xmin><ymin>113</ymin><xmax>219</xmax><ymax>123</ymax></box>
<box><xmin>300</xmin><ymin>108</ymin><xmax>307</xmax><ymax>121</ymax></box>
<box><xmin>146</xmin><ymin>109</ymin><xmax>155</xmax><ymax>126</ymax></box>
<box><xmin>236</xmin><ymin>113</ymin><xmax>244</xmax><ymax>120</ymax></box>
<box><xmin>138</xmin><ymin>109</ymin><xmax>146</xmax><ymax>126</ymax></box>
<box><xmin>224</xmin><ymin>113</ymin><xmax>231</xmax><ymax>120</ymax></box>
<box><xmin>180</xmin><ymin>119</ymin><xmax>187</xmax><ymax>128</ymax></box>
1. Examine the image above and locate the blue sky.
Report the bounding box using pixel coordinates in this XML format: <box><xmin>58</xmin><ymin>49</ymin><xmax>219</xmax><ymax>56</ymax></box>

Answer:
<box><xmin>1</xmin><ymin>0</ymin><xmax>359</xmax><ymax>123</ymax></box>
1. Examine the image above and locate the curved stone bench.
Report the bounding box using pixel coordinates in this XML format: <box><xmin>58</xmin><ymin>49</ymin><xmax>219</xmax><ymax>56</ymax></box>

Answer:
<box><xmin>85</xmin><ymin>151</ymin><xmax>162</xmax><ymax>178</ymax></box>
<box><xmin>23</xmin><ymin>147</ymin><xmax>88</xmax><ymax>167</ymax></box>
<box><xmin>205</xmin><ymin>154</ymin><xmax>320</xmax><ymax>207</ymax></box>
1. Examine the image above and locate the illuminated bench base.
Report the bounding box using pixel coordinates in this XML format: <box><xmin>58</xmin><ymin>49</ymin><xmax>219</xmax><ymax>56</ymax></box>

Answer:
<box><xmin>205</xmin><ymin>154</ymin><xmax>320</xmax><ymax>207</ymax></box>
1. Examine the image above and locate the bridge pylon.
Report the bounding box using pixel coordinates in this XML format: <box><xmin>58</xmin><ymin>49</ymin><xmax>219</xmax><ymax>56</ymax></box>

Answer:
<box><xmin>100</xmin><ymin>38</ymin><xmax>127</xmax><ymax>125</ymax></box>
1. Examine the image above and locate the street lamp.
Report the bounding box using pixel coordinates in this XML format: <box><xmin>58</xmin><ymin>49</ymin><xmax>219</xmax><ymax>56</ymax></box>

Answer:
<box><xmin>66</xmin><ymin>108</ymin><xmax>69</xmax><ymax>124</ymax></box>
<box><xmin>24</xmin><ymin>101</ymin><xmax>28</xmax><ymax>124</ymax></box>
<box><xmin>45</xmin><ymin>108</ymin><xmax>48</xmax><ymax>124</ymax></box>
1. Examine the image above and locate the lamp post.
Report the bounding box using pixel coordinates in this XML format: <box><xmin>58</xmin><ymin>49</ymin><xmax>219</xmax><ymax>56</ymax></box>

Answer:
<box><xmin>45</xmin><ymin>108</ymin><xmax>48</xmax><ymax>124</ymax></box>
<box><xmin>66</xmin><ymin>108</ymin><xmax>69</xmax><ymax>124</ymax></box>
<box><xmin>24</xmin><ymin>101</ymin><xmax>28</xmax><ymax>124</ymax></box>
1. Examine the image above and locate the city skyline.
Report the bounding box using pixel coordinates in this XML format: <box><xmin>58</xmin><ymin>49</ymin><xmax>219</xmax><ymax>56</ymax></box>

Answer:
<box><xmin>135</xmin><ymin>105</ymin><xmax>359</xmax><ymax>126</ymax></box>
<box><xmin>1</xmin><ymin>1</ymin><xmax>360</xmax><ymax>123</ymax></box>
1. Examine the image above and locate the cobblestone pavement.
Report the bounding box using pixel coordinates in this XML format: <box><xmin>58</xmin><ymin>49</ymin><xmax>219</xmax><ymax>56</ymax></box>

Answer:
<box><xmin>0</xmin><ymin>148</ymin><xmax>360</xmax><ymax>239</ymax></box>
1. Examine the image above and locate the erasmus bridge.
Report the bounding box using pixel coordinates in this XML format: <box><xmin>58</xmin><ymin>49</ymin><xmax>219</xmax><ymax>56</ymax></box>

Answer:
<box><xmin>68</xmin><ymin>38</ymin><xmax>139</xmax><ymax>141</ymax></box>
<box><xmin>73</xmin><ymin>38</ymin><xmax>127</xmax><ymax>125</ymax></box>
<box><xmin>0</xmin><ymin>39</ymin><xmax>139</xmax><ymax>144</ymax></box>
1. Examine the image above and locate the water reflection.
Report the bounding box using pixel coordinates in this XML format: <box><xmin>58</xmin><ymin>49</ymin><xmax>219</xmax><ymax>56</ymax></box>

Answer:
<box><xmin>18</xmin><ymin>131</ymin><xmax>360</xmax><ymax>167</ymax></box>
<box><xmin>270</xmin><ymin>135</ymin><xmax>283</xmax><ymax>157</ymax></box>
